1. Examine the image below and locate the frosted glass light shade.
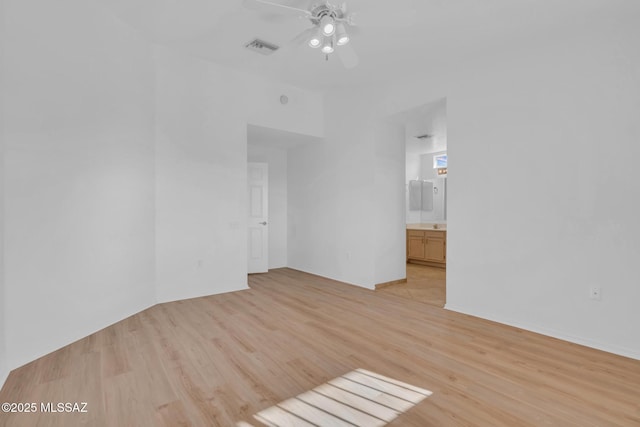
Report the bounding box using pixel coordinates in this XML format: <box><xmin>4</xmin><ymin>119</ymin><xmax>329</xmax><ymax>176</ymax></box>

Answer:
<box><xmin>321</xmin><ymin>41</ymin><xmax>334</xmax><ymax>54</ymax></box>
<box><xmin>321</xmin><ymin>16</ymin><xmax>335</xmax><ymax>36</ymax></box>
<box><xmin>336</xmin><ymin>24</ymin><xmax>349</xmax><ymax>45</ymax></box>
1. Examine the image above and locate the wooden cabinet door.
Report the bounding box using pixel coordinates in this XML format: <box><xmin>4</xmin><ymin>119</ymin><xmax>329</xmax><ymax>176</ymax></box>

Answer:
<box><xmin>425</xmin><ymin>238</ymin><xmax>446</xmax><ymax>262</ymax></box>
<box><xmin>407</xmin><ymin>233</ymin><xmax>426</xmax><ymax>260</ymax></box>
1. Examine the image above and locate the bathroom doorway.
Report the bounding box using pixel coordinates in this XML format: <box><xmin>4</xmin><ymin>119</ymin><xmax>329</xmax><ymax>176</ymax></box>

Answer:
<box><xmin>377</xmin><ymin>98</ymin><xmax>448</xmax><ymax>307</ymax></box>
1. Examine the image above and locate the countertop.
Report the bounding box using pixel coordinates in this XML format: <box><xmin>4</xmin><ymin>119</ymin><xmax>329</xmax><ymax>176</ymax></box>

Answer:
<box><xmin>406</xmin><ymin>224</ymin><xmax>447</xmax><ymax>231</ymax></box>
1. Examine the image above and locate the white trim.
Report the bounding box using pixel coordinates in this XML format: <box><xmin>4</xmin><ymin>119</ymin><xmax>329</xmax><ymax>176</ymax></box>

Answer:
<box><xmin>155</xmin><ymin>285</ymin><xmax>250</xmax><ymax>305</ymax></box>
<box><xmin>285</xmin><ymin>266</ymin><xmax>374</xmax><ymax>290</ymax></box>
<box><xmin>444</xmin><ymin>304</ymin><xmax>640</xmax><ymax>361</ymax></box>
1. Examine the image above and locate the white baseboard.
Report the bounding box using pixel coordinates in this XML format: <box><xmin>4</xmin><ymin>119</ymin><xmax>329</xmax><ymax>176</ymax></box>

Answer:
<box><xmin>156</xmin><ymin>284</ymin><xmax>250</xmax><ymax>305</ymax></box>
<box><xmin>285</xmin><ymin>266</ymin><xmax>374</xmax><ymax>290</ymax></box>
<box><xmin>444</xmin><ymin>304</ymin><xmax>640</xmax><ymax>361</ymax></box>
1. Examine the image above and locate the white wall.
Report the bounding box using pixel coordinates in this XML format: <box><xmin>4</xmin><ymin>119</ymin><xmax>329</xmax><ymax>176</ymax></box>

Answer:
<box><xmin>0</xmin><ymin>0</ymin><xmax>6</xmax><ymax>386</ymax></box>
<box><xmin>0</xmin><ymin>129</ymin><xmax>5</xmax><ymax>386</ymax></box>
<box><xmin>288</xmin><ymin>89</ymin><xmax>406</xmax><ymax>288</ymax></box>
<box><xmin>0</xmin><ymin>2</ymin><xmax>324</xmax><ymax>375</ymax></box>
<box><xmin>288</xmin><ymin>90</ymin><xmax>375</xmax><ymax>287</ymax></box>
<box><xmin>2</xmin><ymin>0</ymin><xmax>157</xmax><ymax>370</ymax></box>
<box><xmin>154</xmin><ymin>46</ymin><xmax>324</xmax><ymax>302</ymax></box>
<box><xmin>383</xmin><ymin>14</ymin><xmax>640</xmax><ymax>358</ymax></box>
<box><xmin>154</xmin><ymin>47</ymin><xmax>247</xmax><ymax>302</ymax></box>
<box><xmin>248</xmin><ymin>144</ymin><xmax>288</xmax><ymax>269</ymax></box>
<box><xmin>373</xmin><ymin>122</ymin><xmax>406</xmax><ymax>285</ymax></box>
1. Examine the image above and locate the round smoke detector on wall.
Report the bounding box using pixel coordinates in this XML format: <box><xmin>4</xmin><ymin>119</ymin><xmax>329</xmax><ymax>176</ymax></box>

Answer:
<box><xmin>280</xmin><ymin>95</ymin><xmax>289</xmax><ymax>105</ymax></box>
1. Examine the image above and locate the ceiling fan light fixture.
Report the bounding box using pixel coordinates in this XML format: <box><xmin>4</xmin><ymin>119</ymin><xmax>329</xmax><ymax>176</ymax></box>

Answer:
<box><xmin>336</xmin><ymin>24</ymin><xmax>349</xmax><ymax>45</ymax></box>
<box><xmin>320</xmin><ymin>15</ymin><xmax>335</xmax><ymax>36</ymax></box>
<box><xmin>308</xmin><ymin>36</ymin><xmax>321</xmax><ymax>48</ymax></box>
<box><xmin>308</xmin><ymin>27</ymin><xmax>323</xmax><ymax>48</ymax></box>
<box><xmin>321</xmin><ymin>36</ymin><xmax>334</xmax><ymax>54</ymax></box>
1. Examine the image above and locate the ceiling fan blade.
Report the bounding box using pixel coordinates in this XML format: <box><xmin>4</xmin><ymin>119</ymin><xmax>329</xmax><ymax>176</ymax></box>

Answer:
<box><xmin>290</xmin><ymin>26</ymin><xmax>317</xmax><ymax>45</ymax></box>
<box><xmin>336</xmin><ymin>43</ymin><xmax>359</xmax><ymax>69</ymax></box>
<box><xmin>243</xmin><ymin>0</ymin><xmax>311</xmax><ymax>17</ymax></box>
<box><xmin>344</xmin><ymin>24</ymin><xmax>361</xmax><ymax>37</ymax></box>
<box><xmin>271</xmin><ymin>26</ymin><xmax>315</xmax><ymax>59</ymax></box>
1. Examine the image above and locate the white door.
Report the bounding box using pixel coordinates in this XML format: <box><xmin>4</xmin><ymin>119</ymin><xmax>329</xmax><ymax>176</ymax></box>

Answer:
<box><xmin>248</xmin><ymin>162</ymin><xmax>269</xmax><ymax>273</ymax></box>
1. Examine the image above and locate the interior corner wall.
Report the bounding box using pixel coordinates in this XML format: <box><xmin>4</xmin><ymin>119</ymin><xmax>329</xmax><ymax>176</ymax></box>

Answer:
<box><xmin>154</xmin><ymin>47</ymin><xmax>248</xmax><ymax>303</ymax></box>
<box><xmin>385</xmin><ymin>14</ymin><xmax>640</xmax><ymax>358</ymax></box>
<box><xmin>288</xmin><ymin>89</ymin><xmax>405</xmax><ymax>289</ymax></box>
<box><xmin>248</xmin><ymin>144</ymin><xmax>288</xmax><ymax>269</ymax></box>
<box><xmin>373</xmin><ymin>122</ymin><xmax>407</xmax><ymax>286</ymax></box>
<box><xmin>154</xmin><ymin>46</ymin><xmax>324</xmax><ymax>303</ymax></box>
<box><xmin>2</xmin><ymin>0</ymin><xmax>157</xmax><ymax>370</ymax></box>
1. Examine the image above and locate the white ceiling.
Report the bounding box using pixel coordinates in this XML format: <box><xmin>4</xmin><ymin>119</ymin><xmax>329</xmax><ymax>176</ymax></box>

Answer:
<box><xmin>395</xmin><ymin>98</ymin><xmax>448</xmax><ymax>157</ymax></box>
<box><xmin>98</xmin><ymin>0</ymin><xmax>633</xmax><ymax>91</ymax></box>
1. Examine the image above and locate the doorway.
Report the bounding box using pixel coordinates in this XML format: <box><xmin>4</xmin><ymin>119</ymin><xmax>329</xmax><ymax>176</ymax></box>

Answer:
<box><xmin>378</xmin><ymin>263</ymin><xmax>446</xmax><ymax>307</ymax></box>
<box><xmin>248</xmin><ymin>162</ymin><xmax>269</xmax><ymax>273</ymax></box>
<box><xmin>377</xmin><ymin>99</ymin><xmax>448</xmax><ymax>307</ymax></box>
<box><xmin>246</xmin><ymin>124</ymin><xmax>324</xmax><ymax>274</ymax></box>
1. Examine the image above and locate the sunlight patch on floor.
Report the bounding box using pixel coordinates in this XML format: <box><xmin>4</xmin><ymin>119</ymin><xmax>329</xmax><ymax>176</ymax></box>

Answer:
<box><xmin>237</xmin><ymin>368</ymin><xmax>432</xmax><ymax>427</ymax></box>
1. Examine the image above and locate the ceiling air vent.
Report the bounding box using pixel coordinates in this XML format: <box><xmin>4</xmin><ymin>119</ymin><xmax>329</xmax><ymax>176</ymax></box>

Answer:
<box><xmin>416</xmin><ymin>134</ymin><xmax>432</xmax><ymax>140</ymax></box>
<box><xmin>245</xmin><ymin>39</ymin><xmax>280</xmax><ymax>55</ymax></box>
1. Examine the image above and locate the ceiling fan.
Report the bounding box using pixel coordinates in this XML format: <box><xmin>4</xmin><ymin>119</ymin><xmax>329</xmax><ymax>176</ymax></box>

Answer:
<box><xmin>243</xmin><ymin>0</ymin><xmax>362</xmax><ymax>69</ymax></box>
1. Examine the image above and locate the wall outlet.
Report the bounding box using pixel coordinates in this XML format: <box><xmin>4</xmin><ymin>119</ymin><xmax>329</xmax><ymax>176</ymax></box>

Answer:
<box><xmin>346</xmin><ymin>251</ymin><xmax>352</xmax><ymax>260</ymax></box>
<box><xmin>589</xmin><ymin>286</ymin><xmax>602</xmax><ymax>301</ymax></box>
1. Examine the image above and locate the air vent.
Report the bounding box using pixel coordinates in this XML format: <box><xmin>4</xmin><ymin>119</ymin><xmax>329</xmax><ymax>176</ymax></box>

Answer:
<box><xmin>245</xmin><ymin>38</ymin><xmax>280</xmax><ymax>55</ymax></box>
<box><xmin>416</xmin><ymin>134</ymin><xmax>432</xmax><ymax>140</ymax></box>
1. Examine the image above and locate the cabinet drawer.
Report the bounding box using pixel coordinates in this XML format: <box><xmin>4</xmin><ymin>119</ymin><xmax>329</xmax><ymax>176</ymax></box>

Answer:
<box><xmin>407</xmin><ymin>230</ymin><xmax>426</xmax><ymax>238</ymax></box>
<box><xmin>424</xmin><ymin>231</ymin><xmax>446</xmax><ymax>239</ymax></box>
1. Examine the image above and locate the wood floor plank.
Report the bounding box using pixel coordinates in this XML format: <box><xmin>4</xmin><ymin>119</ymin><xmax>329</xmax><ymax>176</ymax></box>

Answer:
<box><xmin>1</xmin><ymin>268</ymin><xmax>639</xmax><ymax>426</ymax></box>
<box><xmin>313</xmin><ymin>382</ymin><xmax>400</xmax><ymax>422</ymax></box>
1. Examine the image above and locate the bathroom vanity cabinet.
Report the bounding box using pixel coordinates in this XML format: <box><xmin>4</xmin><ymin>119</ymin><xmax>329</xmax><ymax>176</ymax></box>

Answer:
<box><xmin>407</xmin><ymin>228</ymin><xmax>446</xmax><ymax>267</ymax></box>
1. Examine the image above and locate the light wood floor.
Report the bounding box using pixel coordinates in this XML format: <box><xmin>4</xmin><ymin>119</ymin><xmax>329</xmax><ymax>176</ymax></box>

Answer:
<box><xmin>377</xmin><ymin>263</ymin><xmax>446</xmax><ymax>307</ymax></box>
<box><xmin>1</xmin><ymin>268</ymin><xmax>639</xmax><ymax>426</ymax></box>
